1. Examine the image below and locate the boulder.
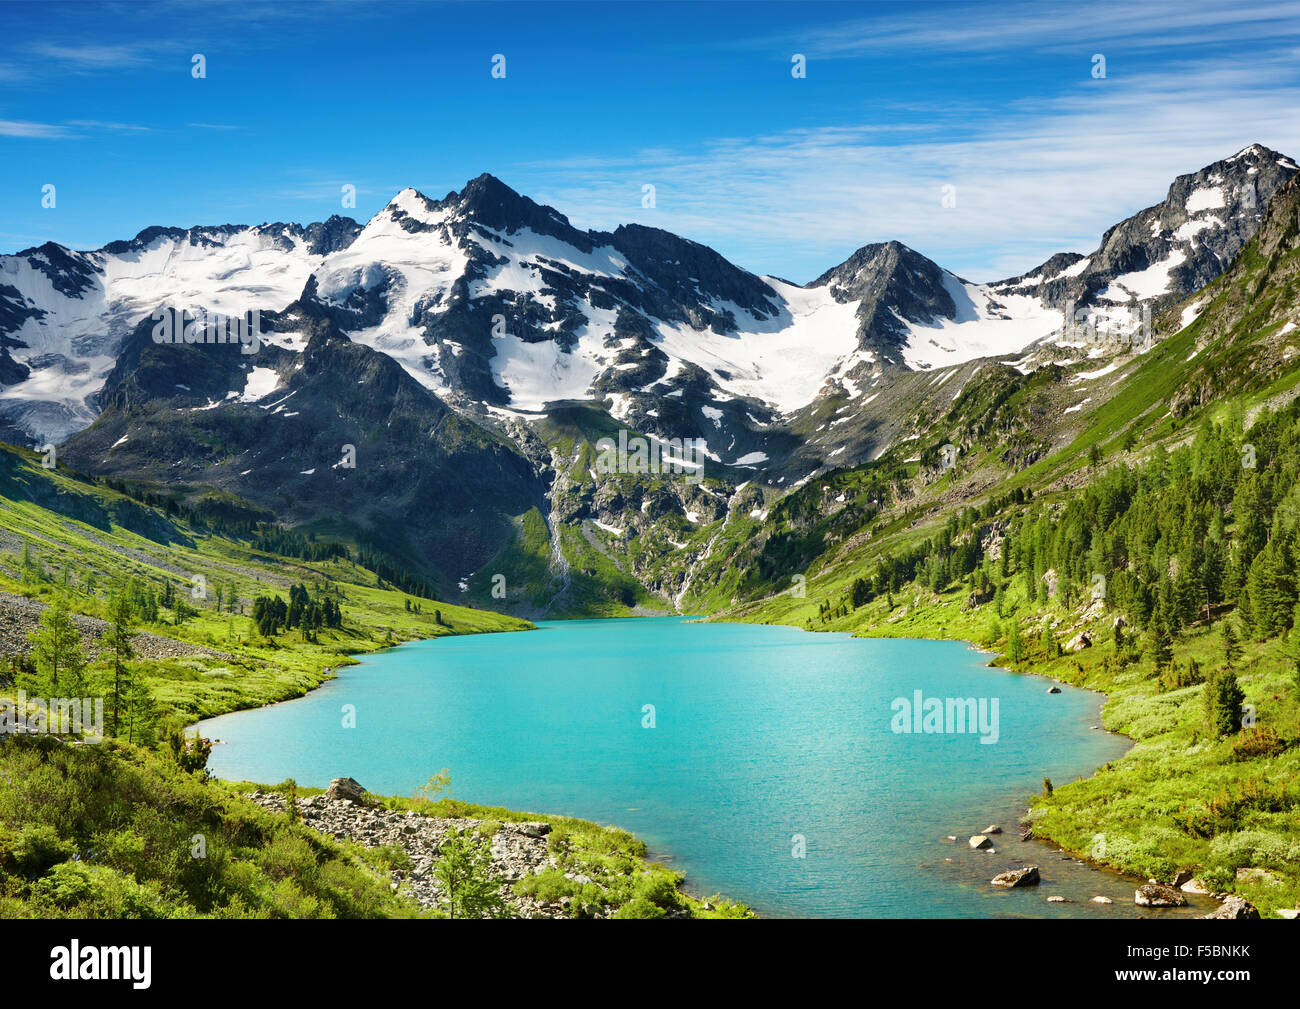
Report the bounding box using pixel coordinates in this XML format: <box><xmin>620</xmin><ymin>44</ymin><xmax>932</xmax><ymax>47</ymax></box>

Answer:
<box><xmin>1046</xmin><ymin>685</ymin><xmax>1062</xmax><ymax>694</ymax></box>
<box><xmin>1066</xmin><ymin>632</ymin><xmax>1092</xmax><ymax>652</ymax></box>
<box><xmin>991</xmin><ymin>865</ymin><xmax>1041</xmax><ymax>888</ymax></box>
<box><xmin>969</xmin><ymin>835</ymin><xmax>993</xmax><ymax>849</ymax></box>
<box><xmin>1091</xmin><ymin>896</ymin><xmax>1114</xmax><ymax>904</ymax></box>
<box><xmin>1203</xmin><ymin>896</ymin><xmax>1260</xmax><ymax>920</ymax></box>
<box><xmin>1046</xmin><ymin>895</ymin><xmax>1072</xmax><ymax>902</ymax></box>
<box><xmin>1275</xmin><ymin>909</ymin><xmax>1300</xmax><ymax>920</ymax></box>
<box><xmin>1171</xmin><ymin>869</ymin><xmax>1194</xmax><ymax>889</ymax></box>
<box><xmin>1135</xmin><ymin>883</ymin><xmax>1187</xmax><ymax>907</ymax></box>
<box><xmin>517</xmin><ymin>822</ymin><xmax>552</xmax><ymax>838</ymax></box>
<box><xmin>1180</xmin><ymin>877</ymin><xmax>1211</xmax><ymax>895</ymax></box>
<box><xmin>983</xmin><ymin>825</ymin><xmax>1003</xmax><ymax>835</ymax></box>
<box><xmin>325</xmin><ymin>777</ymin><xmax>368</xmax><ymax>804</ymax></box>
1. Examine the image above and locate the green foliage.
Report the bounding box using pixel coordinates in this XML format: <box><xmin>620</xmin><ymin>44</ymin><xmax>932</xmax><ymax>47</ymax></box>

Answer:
<box><xmin>1158</xmin><ymin>657</ymin><xmax>1203</xmax><ymax>692</ymax></box>
<box><xmin>432</xmin><ymin>828</ymin><xmax>507</xmax><ymax>920</ymax></box>
<box><xmin>1203</xmin><ymin>667</ymin><xmax>1246</xmax><ymax>737</ymax></box>
<box><xmin>25</xmin><ymin>597</ymin><xmax>86</xmax><ymax>697</ymax></box>
<box><xmin>1006</xmin><ymin>620</ymin><xmax>1023</xmax><ymax>663</ymax></box>
<box><xmin>0</xmin><ymin>736</ymin><xmax>416</xmax><ymax>919</ymax></box>
<box><xmin>413</xmin><ymin>769</ymin><xmax>451</xmax><ymax>806</ymax></box>
<box><xmin>164</xmin><ymin>728</ymin><xmax>212</xmax><ymax>776</ymax></box>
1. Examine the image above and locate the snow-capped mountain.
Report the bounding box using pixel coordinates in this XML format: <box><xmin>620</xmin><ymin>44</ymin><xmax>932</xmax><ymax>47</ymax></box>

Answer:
<box><xmin>7</xmin><ymin>143</ymin><xmax>1291</xmax><ymax>606</ymax></box>
<box><xmin>1</xmin><ymin>145</ymin><xmax>1294</xmax><ymax>468</ymax></box>
<box><xmin>0</xmin><ymin>217</ymin><xmax>360</xmax><ymax>444</ymax></box>
<box><xmin>994</xmin><ymin>143</ymin><xmax>1298</xmax><ymax>349</ymax></box>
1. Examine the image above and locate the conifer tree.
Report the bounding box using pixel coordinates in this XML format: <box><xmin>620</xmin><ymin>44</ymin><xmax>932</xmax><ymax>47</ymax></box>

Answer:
<box><xmin>26</xmin><ymin>598</ymin><xmax>86</xmax><ymax>696</ymax></box>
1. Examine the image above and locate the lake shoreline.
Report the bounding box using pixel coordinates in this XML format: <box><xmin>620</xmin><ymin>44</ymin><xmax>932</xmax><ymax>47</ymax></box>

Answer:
<box><xmin>198</xmin><ymin>617</ymin><xmax>1205</xmax><ymax>918</ymax></box>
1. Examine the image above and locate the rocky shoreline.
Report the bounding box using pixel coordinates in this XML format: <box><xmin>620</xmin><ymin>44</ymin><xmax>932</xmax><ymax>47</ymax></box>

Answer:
<box><xmin>248</xmin><ymin>780</ymin><xmax>607</xmax><ymax>919</ymax></box>
<box><xmin>949</xmin><ymin>819</ymin><xmax>1270</xmax><ymax>919</ymax></box>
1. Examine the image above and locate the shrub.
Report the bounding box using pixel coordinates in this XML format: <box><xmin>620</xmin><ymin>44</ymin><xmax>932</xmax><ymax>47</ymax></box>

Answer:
<box><xmin>613</xmin><ymin>896</ymin><xmax>666</xmax><ymax>919</ymax></box>
<box><xmin>30</xmin><ymin>862</ymin><xmax>169</xmax><ymax>918</ymax></box>
<box><xmin>1230</xmin><ymin>726</ymin><xmax>1288</xmax><ymax>761</ymax></box>
<box><xmin>10</xmin><ymin>824</ymin><xmax>75</xmax><ymax>877</ymax></box>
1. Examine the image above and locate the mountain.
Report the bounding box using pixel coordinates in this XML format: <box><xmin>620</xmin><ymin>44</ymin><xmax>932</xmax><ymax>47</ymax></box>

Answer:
<box><xmin>994</xmin><ymin>142</ymin><xmax>1298</xmax><ymax>349</ymax></box>
<box><xmin>58</xmin><ymin>305</ymin><xmax>548</xmax><ymax>594</ymax></box>
<box><xmin>3</xmin><ymin>145</ymin><xmax>1297</xmax><ymax>610</ymax></box>
<box><xmin>0</xmin><ymin>217</ymin><xmax>361</xmax><ymax>445</ymax></box>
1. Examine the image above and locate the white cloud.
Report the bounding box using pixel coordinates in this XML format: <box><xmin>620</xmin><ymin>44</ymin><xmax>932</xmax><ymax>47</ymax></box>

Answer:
<box><xmin>765</xmin><ymin>0</ymin><xmax>1300</xmax><ymax>58</ymax></box>
<box><xmin>517</xmin><ymin>55</ymin><xmax>1300</xmax><ymax>283</ymax></box>
<box><xmin>0</xmin><ymin>119</ymin><xmax>73</xmax><ymax>138</ymax></box>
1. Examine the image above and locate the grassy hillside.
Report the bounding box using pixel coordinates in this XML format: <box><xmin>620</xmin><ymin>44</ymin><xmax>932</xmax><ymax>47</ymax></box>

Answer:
<box><xmin>0</xmin><ymin>440</ymin><xmax>530</xmax><ymax>721</ymax></box>
<box><xmin>0</xmin><ymin>735</ymin><xmax>752</xmax><ymax>919</ymax></box>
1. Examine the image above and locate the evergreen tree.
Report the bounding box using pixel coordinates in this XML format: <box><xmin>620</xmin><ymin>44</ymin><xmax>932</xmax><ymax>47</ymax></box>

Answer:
<box><xmin>123</xmin><ymin>677</ymin><xmax>157</xmax><ymax>746</ymax></box>
<box><xmin>105</xmin><ymin>593</ymin><xmax>135</xmax><ymax>737</ymax></box>
<box><xmin>26</xmin><ymin>598</ymin><xmax>86</xmax><ymax>696</ymax></box>
<box><xmin>1007</xmin><ymin>620</ymin><xmax>1023</xmax><ymax>663</ymax></box>
<box><xmin>1222</xmin><ymin>620</ymin><xmax>1241</xmax><ymax>668</ymax></box>
<box><xmin>1203</xmin><ymin>668</ymin><xmax>1246</xmax><ymax>737</ymax></box>
<box><xmin>433</xmin><ymin>828</ymin><xmax>507</xmax><ymax>919</ymax></box>
<box><xmin>1148</xmin><ymin>618</ymin><xmax>1173</xmax><ymax>671</ymax></box>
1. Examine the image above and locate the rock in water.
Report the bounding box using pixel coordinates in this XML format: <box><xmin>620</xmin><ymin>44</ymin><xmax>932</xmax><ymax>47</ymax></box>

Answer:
<box><xmin>1046</xmin><ymin>685</ymin><xmax>1062</xmax><ymax>694</ymax></box>
<box><xmin>969</xmin><ymin>835</ymin><xmax>993</xmax><ymax>849</ymax></box>
<box><xmin>1203</xmin><ymin>896</ymin><xmax>1260</xmax><ymax>919</ymax></box>
<box><xmin>1091</xmin><ymin>896</ymin><xmax>1113</xmax><ymax>904</ymax></box>
<box><xmin>326</xmin><ymin>777</ymin><xmax>368</xmax><ymax>804</ymax></box>
<box><xmin>1134</xmin><ymin>883</ymin><xmax>1187</xmax><ymax>907</ymax></box>
<box><xmin>983</xmin><ymin>825</ymin><xmax>1003</xmax><ymax>835</ymax></box>
<box><xmin>991</xmin><ymin>865</ymin><xmax>1041</xmax><ymax>888</ymax></box>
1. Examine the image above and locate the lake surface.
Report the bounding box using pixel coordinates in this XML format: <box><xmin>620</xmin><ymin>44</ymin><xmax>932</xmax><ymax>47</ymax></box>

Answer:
<box><xmin>199</xmin><ymin>617</ymin><xmax>1206</xmax><ymax>918</ymax></box>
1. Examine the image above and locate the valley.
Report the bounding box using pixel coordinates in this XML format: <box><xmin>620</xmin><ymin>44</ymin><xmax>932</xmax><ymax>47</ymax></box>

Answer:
<box><xmin>3</xmin><ymin>143</ymin><xmax>1300</xmax><ymax>919</ymax></box>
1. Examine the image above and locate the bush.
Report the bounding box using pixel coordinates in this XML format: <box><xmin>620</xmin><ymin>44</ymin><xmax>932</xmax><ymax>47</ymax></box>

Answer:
<box><xmin>613</xmin><ymin>896</ymin><xmax>666</xmax><ymax>919</ymax></box>
<box><xmin>633</xmin><ymin>870</ymin><xmax>684</xmax><ymax>911</ymax></box>
<box><xmin>9</xmin><ymin>824</ymin><xmax>75</xmax><ymax>877</ymax></box>
<box><xmin>30</xmin><ymin>862</ymin><xmax>169</xmax><ymax>918</ymax></box>
<box><xmin>1230</xmin><ymin>726</ymin><xmax>1289</xmax><ymax>761</ymax></box>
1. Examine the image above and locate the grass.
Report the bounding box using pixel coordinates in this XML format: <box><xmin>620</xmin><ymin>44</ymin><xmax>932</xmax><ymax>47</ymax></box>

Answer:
<box><xmin>0</xmin><ymin>441</ymin><xmax>531</xmax><ymax>721</ymax></box>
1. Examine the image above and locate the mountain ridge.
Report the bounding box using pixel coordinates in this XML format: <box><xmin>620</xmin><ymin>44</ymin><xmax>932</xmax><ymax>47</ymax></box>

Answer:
<box><xmin>4</xmin><ymin>145</ymin><xmax>1298</xmax><ymax>608</ymax></box>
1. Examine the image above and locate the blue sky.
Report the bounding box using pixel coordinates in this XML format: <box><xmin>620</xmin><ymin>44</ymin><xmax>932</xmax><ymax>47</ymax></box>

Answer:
<box><xmin>2</xmin><ymin>0</ymin><xmax>1299</xmax><ymax>282</ymax></box>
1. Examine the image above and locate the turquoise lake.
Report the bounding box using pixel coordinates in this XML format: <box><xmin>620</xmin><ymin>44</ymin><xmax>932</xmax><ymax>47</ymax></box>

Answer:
<box><xmin>199</xmin><ymin>617</ymin><xmax>1184</xmax><ymax>918</ymax></box>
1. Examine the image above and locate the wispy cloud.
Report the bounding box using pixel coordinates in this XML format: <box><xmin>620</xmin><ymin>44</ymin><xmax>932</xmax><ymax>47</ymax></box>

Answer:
<box><xmin>30</xmin><ymin>42</ymin><xmax>159</xmax><ymax>69</ymax></box>
<box><xmin>0</xmin><ymin>119</ymin><xmax>73</xmax><ymax>138</ymax></box>
<box><xmin>65</xmin><ymin>119</ymin><xmax>151</xmax><ymax>132</ymax></box>
<box><xmin>764</xmin><ymin>0</ymin><xmax>1300</xmax><ymax>58</ymax></box>
<box><xmin>0</xmin><ymin>118</ymin><xmax>152</xmax><ymax>138</ymax></box>
<box><xmin>519</xmin><ymin>51</ymin><xmax>1300</xmax><ymax>283</ymax></box>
